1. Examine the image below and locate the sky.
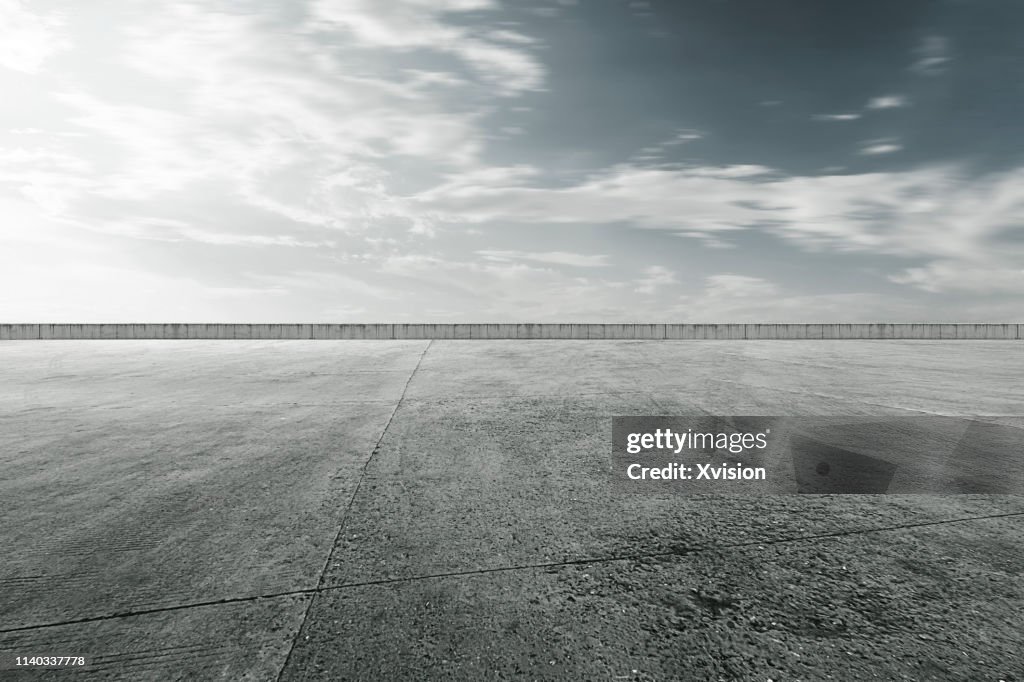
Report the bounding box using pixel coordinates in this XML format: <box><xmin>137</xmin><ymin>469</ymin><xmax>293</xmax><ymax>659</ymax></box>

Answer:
<box><xmin>1</xmin><ymin>0</ymin><xmax>1022</xmax><ymax>322</ymax></box>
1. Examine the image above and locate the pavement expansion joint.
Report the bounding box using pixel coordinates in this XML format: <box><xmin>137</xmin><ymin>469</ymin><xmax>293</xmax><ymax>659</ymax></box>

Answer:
<box><xmin>313</xmin><ymin>509</ymin><xmax>1024</xmax><ymax>590</ymax></box>
<box><xmin>4</xmin><ymin>509</ymin><xmax>1019</xmax><ymax>636</ymax></box>
<box><xmin>273</xmin><ymin>339</ymin><xmax>434</xmax><ymax>682</ymax></box>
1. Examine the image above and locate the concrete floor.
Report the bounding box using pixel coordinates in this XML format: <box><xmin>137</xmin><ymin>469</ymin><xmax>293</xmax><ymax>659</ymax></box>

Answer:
<box><xmin>1</xmin><ymin>340</ymin><xmax>1022</xmax><ymax>680</ymax></box>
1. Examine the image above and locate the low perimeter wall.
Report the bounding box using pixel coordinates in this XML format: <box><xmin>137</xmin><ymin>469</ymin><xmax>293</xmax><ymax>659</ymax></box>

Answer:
<box><xmin>1</xmin><ymin>323</ymin><xmax>1021</xmax><ymax>340</ymax></box>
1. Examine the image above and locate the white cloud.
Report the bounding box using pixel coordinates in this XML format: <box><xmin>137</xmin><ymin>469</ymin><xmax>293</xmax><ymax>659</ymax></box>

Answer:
<box><xmin>477</xmin><ymin>250</ymin><xmax>610</xmax><ymax>267</ymax></box>
<box><xmin>703</xmin><ymin>274</ymin><xmax>778</xmax><ymax>298</ymax></box>
<box><xmin>669</xmin><ymin>130</ymin><xmax>703</xmax><ymax>144</ymax></box>
<box><xmin>1</xmin><ymin>3</ymin><xmax>1019</xmax><ymax>322</ymax></box>
<box><xmin>0</xmin><ymin>257</ymin><xmax>288</xmax><ymax>322</ymax></box>
<box><xmin>671</xmin><ymin>275</ymin><xmax>921</xmax><ymax>322</ymax></box>
<box><xmin>858</xmin><ymin>139</ymin><xmax>903</xmax><ymax>155</ymax></box>
<box><xmin>0</xmin><ymin>1</ymin><xmax>71</xmax><ymax>73</ymax></box>
<box><xmin>671</xmin><ymin>273</ymin><xmax>1024</xmax><ymax>323</ymax></box>
<box><xmin>415</xmin><ymin>163</ymin><xmax>776</xmax><ymax>233</ymax></box>
<box><xmin>634</xmin><ymin>265</ymin><xmax>677</xmax><ymax>294</ymax></box>
<box><xmin>403</xmin><ymin>69</ymin><xmax>470</xmax><ymax>88</ymax></box>
<box><xmin>249</xmin><ymin>270</ymin><xmax>397</xmax><ymax>300</ymax></box>
<box><xmin>92</xmin><ymin>217</ymin><xmax>336</xmax><ymax>249</ymax></box>
<box><xmin>118</xmin><ymin>4</ymin><xmax>490</xmax><ymax>168</ymax></box>
<box><xmin>890</xmin><ymin>261</ymin><xmax>1024</xmax><ymax>294</ymax></box>
<box><xmin>485</xmin><ymin>29</ymin><xmax>537</xmax><ymax>45</ymax></box>
<box><xmin>414</xmin><ymin>160</ymin><xmax>1024</xmax><ymax>296</ymax></box>
<box><xmin>52</xmin><ymin>90</ymin><xmax>208</xmax><ymax>199</ymax></box>
<box><xmin>812</xmin><ymin>113</ymin><xmax>861</xmax><ymax>122</ymax></box>
<box><xmin>911</xmin><ymin>35</ymin><xmax>950</xmax><ymax>76</ymax></box>
<box><xmin>340</xmin><ymin>251</ymin><xmax>637</xmax><ymax>320</ymax></box>
<box><xmin>1</xmin><ymin>0</ymin><xmax>533</xmax><ymax>253</ymax></box>
<box><xmin>631</xmin><ymin>129</ymin><xmax>705</xmax><ymax>163</ymax></box>
<box><xmin>308</xmin><ymin>0</ymin><xmax>545</xmax><ymax>95</ymax></box>
<box><xmin>866</xmin><ymin>95</ymin><xmax>910</xmax><ymax>110</ymax></box>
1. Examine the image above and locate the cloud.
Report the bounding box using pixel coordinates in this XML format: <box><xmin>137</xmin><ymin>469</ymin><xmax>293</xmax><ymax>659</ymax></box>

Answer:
<box><xmin>2</xmin><ymin>3</ymin><xmax>1019</xmax><ymax>323</ymax></box>
<box><xmin>0</xmin><ymin>1</ymin><xmax>566</xmax><ymax>328</ymax></box>
<box><xmin>632</xmin><ymin>129</ymin><xmax>705</xmax><ymax>162</ymax></box>
<box><xmin>703</xmin><ymin>274</ymin><xmax>779</xmax><ymax>298</ymax></box>
<box><xmin>0</xmin><ymin>257</ymin><xmax>290</xmax><ymax>322</ymax></box>
<box><xmin>415</xmin><ymin>158</ymin><xmax>1024</xmax><ymax>295</ymax></box>
<box><xmin>858</xmin><ymin>139</ymin><xmax>903</xmax><ymax>155</ymax></box>
<box><xmin>812</xmin><ymin>113</ymin><xmax>861</xmax><ymax>122</ymax></box>
<box><xmin>485</xmin><ymin>29</ymin><xmax>538</xmax><ymax>45</ymax></box>
<box><xmin>634</xmin><ymin>265</ymin><xmax>677</xmax><ymax>294</ymax></box>
<box><xmin>671</xmin><ymin>273</ymin><xmax>1024</xmax><ymax>323</ymax></box>
<box><xmin>477</xmin><ymin>250</ymin><xmax>610</xmax><ymax>267</ymax></box>
<box><xmin>416</xmin><ymin>161</ymin><xmax>1024</xmax><ymax>262</ymax></box>
<box><xmin>0</xmin><ymin>1</ymin><xmax>71</xmax><ymax>73</ymax></box>
<box><xmin>249</xmin><ymin>270</ymin><xmax>397</xmax><ymax>300</ymax></box>
<box><xmin>866</xmin><ymin>95</ymin><xmax>910</xmax><ymax>110</ymax></box>
<box><xmin>0</xmin><ymin>146</ymin><xmax>95</xmax><ymax>215</ymax></box>
<box><xmin>119</xmin><ymin>4</ymin><xmax>491</xmax><ymax>166</ymax></box>
<box><xmin>52</xmin><ymin>90</ymin><xmax>208</xmax><ymax>200</ymax></box>
<box><xmin>671</xmin><ymin>275</ymin><xmax>922</xmax><ymax>322</ymax></box>
<box><xmin>671</xmin><ymin>275</ymin><xmax>903</xmax><ymax>323</ymax></box>
<box><xmin>890</xmin><ymin>261</ymin><xmax>1024</xmax><ymax>294</ymax></box>
<box><xmin>911</xmin><ymin>35</ymin><xmax>950</xmax><ymax>76</ymax></box>
<box><xmin>2</xmin><ymin>0</ymin><xmax>541</xmax><ymax>254</ymax></box>
<box><xmin>368</xmin><ymin>252</ymin><xmax>621</xmax><ymax>319</ymax></box>
<box><xmin>307</xmin><ymin>0</ymin><xmax>546</xmax><ymax>95</ymax></box>
<box><xmin>362</xmin><ymin>255</ymin><xmax>692</xmax><ymax>321</ymax></box>
<box><xmin>92</xmin><ymin>217</ymin><xmax>337</xmax><ymax>249</ymax></box>
<box><xmin>415</xmin><ymin>163</ymin><xmax>777</xmax><ymax>233</ymax></box>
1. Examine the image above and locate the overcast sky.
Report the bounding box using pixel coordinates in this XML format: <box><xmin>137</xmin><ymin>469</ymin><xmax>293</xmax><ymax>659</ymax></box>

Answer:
<box><xmin>2</xmin><ymin>0</ymin><xmax>1022</xmax><ymax>322</ymax></box>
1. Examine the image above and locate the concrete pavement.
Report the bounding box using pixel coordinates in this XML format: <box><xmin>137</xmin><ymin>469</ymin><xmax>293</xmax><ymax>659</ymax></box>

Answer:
<box><xmin>1</xmin><ymin>341</ymin><xmax>1021</xmax><ymax>680</ymax></box>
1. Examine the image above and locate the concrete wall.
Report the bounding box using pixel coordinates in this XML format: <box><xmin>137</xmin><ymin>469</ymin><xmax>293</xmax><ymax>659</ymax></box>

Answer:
<box><xmin>2</xmin><ymin>323</ymin><xmax>1022</xmax><ymax>340</ymax></box>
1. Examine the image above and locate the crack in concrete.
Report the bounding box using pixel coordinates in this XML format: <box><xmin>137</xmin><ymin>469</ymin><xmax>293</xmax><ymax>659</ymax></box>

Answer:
<box><xmin>273</xmin><ymin>339</ymin><xmax>434</xmax><ymax>682</ymax></box>
<box><xmin>3</xmin><ymin>510</ymin><xmax>1020</xmax><ymax>635</ymax></box>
